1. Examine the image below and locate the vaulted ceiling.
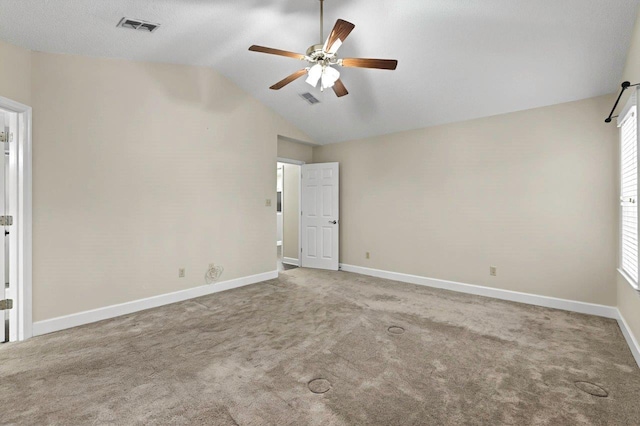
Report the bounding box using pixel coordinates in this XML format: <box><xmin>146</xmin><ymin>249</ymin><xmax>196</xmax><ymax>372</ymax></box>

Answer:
<box><xmin>0</xmin><ymin>0</ymin><xmax>638</xmax><ymax>144</ymax></box>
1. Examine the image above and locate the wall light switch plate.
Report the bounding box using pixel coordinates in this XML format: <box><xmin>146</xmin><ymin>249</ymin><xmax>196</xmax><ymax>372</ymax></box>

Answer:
<box><xmin>265</xmin><ymin>199</ymin><xmax>272</xmax><ymax>207</ymax></box>
<box><xmin>490</xmin><ymin>266</ymin><xmax>497</xmax><ymax>276</ymax></box>
<box><xmin>179</xmin><ymin>268</ymin><xmax>185</xmax><ymax>278</ymax></box>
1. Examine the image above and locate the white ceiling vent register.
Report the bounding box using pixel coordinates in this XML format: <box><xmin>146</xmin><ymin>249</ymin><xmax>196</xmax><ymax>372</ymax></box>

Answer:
<box><xmin>300</xmin><ymin>93</ymin><xmax>320</xmax><ymax>105</ymax></box>
<box><xmin>117</xmin><ymin>17</ymin><xmax>160</xmax><ymax>33</ymax></box>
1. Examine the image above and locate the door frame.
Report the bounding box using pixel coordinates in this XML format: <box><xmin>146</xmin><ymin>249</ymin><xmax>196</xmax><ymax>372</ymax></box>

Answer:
<box><xmin>277</xmin><ymin>157</ymin><xmax>304</xmax><ymax>268</ymax></box>
<box><xmin>0</xmin><ymin>96</ymin><xmax>32</xmax><ymax>341</ymax></box>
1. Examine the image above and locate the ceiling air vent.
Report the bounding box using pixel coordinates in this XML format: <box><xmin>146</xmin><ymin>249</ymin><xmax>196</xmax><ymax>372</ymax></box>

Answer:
<box><xmin>117</xmin><ymin>17</ymin><xmax>161</xmax><ymax>33</ymax></box>
<box><xmin>300</xmin><ymin>92</ymin><xmax>320</xmax><ymax>105</ymax></box>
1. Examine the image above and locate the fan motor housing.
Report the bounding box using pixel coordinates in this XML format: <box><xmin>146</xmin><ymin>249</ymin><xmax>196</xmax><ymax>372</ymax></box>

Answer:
<box><xmin>306</xmin><ymin>44</ymin><xmax>326</xmax><ymax>61</ymax></box>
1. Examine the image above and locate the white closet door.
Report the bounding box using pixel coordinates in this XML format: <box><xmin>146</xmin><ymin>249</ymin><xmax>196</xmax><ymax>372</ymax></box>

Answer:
<box><xmin>300</xmin><ymin>163</ymin><xmax>339</xmax><ymax>270</ymax></box>
<box><xmin>0</xmin><ymin>113</ymin><xmax>6</xmax><ymax>342</ymax></box>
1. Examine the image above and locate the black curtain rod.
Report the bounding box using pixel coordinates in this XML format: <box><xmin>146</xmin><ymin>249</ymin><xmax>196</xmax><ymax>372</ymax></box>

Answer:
<box><xmin>605</xmin><ymin>81</ymin><xmax>640</xmax><ymax>123</ymax></box>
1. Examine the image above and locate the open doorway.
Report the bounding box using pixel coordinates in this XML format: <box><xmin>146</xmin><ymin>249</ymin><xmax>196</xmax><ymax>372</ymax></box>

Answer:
<box><xmin>0</xmin><ymin>96</ymin><xmax>32</xmax><ymax>343</ymax></box>
<box><xmin>276</xmin><ymin>159</ymin><xmax>303</xmax><ymax>272</ymax></box>
<box><xmin>275</xmin><ymin>157</ymin><xmax>340</xmax><ymax>272</ymax></box>
<box><xmin>0</xmin><ymin>109</ymin><xmax>10</xmax><ymax>342</ymax></box>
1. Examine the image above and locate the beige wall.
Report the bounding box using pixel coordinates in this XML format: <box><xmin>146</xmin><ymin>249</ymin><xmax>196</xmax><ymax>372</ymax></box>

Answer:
<box><xmin>277</xmin><ymin>137</ymin><xmax>314</xmax><ymax>163</ymax></box>
<box><xmin>26</xmin><ymin>51</ymin><xmax>310</xmax><ymax>321</ymax></box>
<box><xmin>314</xmin><ymin>95</ymin><xmax>618</xmax><ymax>305</ymax></box>
<box><xmin>283</xmin><ymin>164</ymin><xmax>300</xmax><ymax>260</ymax></box>
<box><xmin>623</xmin><ymin>10</ymin><xmax>640</xmax><ymax>84</ymax></box>
<box><xmin>0</xmin><ymin>40</ymin><xmax>31</xmax><ymax>106</ymax></box>
<box><xmin>618</xmin><ymin>10</ymin><xmax>640</xmax><ymax>344</ymax></box>
<box><xmin>0</xmin><ymin>33</ymin><xmax>630</xmax><ymax>325</ymax></box>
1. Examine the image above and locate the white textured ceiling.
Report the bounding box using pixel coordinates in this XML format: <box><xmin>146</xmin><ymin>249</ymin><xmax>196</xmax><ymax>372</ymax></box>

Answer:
<box><xmin>0</xmin><ymin>0</ymin><xmax>638</xmax><ymax>144</ymax></box>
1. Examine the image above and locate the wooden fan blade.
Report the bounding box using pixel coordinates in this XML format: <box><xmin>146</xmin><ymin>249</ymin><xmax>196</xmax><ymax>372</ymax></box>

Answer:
<box><xmin>324</xmin><ymin>19</ymin><xmax>355</xmax><ymax>54</ymax></box>
<box><xmin>270</xmin><ymin>69</ymin><xmax>308</xmax><ymax>90</ymax></box>
<box><xmin>249</xmin><ymin>45</ymin><xmax>305</xmax><ymax>60</ymax></box>
<box><xmin>332</xmin><ymin>79</ymin><xmax>349</xmax><ymax>97</ymax></box>
<box><xmin>341</xmin><ymin>58</ymin><xmax>398</xmax><ymax>70</ymax></box>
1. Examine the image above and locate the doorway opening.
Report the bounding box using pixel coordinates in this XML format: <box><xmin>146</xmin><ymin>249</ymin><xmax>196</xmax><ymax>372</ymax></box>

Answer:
<box><xmin>275</xmin><ymin>157</ymin><xmax>340</xmax><ymax>272</ymax></box>
<box><xmin>1</xmin><ymin>108</ymin><xmax>10</xmax><ymax>342</ymax></box>
<box><xmin>0</xmin><ymin>96</ymin><xmax>32</xmax><ymax>343</ymax></box>
<box><xmin>277</xmin><ymin>159</ymin><xmax>303</xmax><ymax>272</ymax></box>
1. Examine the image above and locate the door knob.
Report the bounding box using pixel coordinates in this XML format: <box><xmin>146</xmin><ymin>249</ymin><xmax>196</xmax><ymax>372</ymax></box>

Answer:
<box><xmin>329</xmin><ymin>220</ymin><xmax>337</xmax><ymax>224</ymax></box>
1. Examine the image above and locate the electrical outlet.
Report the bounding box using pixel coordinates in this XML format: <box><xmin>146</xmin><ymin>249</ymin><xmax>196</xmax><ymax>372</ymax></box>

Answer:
<box><xmin>366</xmin><ymin>252</ymin><xmax>370</xmax><ymax>259</ymax></box>
<box><xmin>490</xmin><ymin>266</ymin><xmax>497</xmax><ymax>276</ymax></box>
<box><xmin>265</xmin><ymin>199</ymin><xmax>272</xmax><ymax>207</ymax></box>
<box><xmin>179</xmin><ymin>268</ymin><xmax>185</xmax><ymax>278</ymax></box>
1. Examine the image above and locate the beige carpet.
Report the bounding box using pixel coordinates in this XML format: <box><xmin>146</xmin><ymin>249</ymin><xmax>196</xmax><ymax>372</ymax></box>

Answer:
<box><xmin>2</xmin><ymin>268</ymin><xmax>639</xmax><ymax>425</ymax></box>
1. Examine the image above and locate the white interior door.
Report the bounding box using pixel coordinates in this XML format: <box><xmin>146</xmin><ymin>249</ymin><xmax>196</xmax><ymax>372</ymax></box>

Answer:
<box><xmin>300</xmin><ymin>162</ymin><xmax>339</xmax><ymax>270</ymax></box>
<box><xmin>0</xmin><ymin>112</ymin><xmax>6</xmax><ymax>343</ymax></box>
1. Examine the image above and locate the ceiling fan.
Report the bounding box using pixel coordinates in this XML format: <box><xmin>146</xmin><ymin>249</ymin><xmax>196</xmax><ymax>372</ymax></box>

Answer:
<box><xmin>248</xmin><ymin>0</ymin><xmax>398</xmax><ymax>98</ymax></box>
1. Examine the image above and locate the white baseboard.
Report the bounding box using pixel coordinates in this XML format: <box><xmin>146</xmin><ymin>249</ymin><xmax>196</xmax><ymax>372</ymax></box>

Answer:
<box><xmin>32</xmin><ymin>270</ymin><xmax>278</xmax><ymax>336</ymax></box>
<box><xmin>29</xmin><ymin>262</ymin><xmax>640</xmax><ymax>369</ymax></box>
<box><xmin>340</xmin><ymin>263</ymin><xmax>640</xmax><ymax>366</ymax></box>
<box><xmin>282</xmin><ymin>257</ymin><xmax>299</xmax><ymax>266</ymax></box>
<box><xmin>339</xmin><ymin>264</ymin><xmax>618</xmax><ymax>319</ymax></box>
<box><xmin>616</xmin><ymin>310</ymin><xmax>640</xmax><ymax>368</ymax></box>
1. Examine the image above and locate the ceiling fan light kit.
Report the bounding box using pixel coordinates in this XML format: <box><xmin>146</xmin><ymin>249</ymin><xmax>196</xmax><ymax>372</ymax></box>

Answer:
<box><xmin>248</xmin><ymin>0</ymin><xmax>398</xmax><ymax>98</ymax></box>
<box><xmin>306</xmin><ymin>63</ymin><xmax>340</xmax><ymax>90</ymax></box>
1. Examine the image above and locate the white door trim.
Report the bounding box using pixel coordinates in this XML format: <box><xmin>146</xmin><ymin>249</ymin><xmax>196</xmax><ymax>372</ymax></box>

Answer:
<box><xmin>276</xmin><ymin>157</ymin><xmax>305</xmax><ymax>166</ymax></box>
<box><xmin>277</xmin><ymin>157</ymin><xmax>304</xmax><ymax>269</ymax></box>
<box><xmin>0</xmin><ymin>96</ymin><xmax>32</xmax><ymax>341</ymax></box>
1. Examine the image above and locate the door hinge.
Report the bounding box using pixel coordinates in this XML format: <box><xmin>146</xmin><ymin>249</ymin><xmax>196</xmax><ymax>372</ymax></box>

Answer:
<box><xmin>0</xmin><ymin>132</ymin><xmax>11</xmax><ymax>143</ymax></box>
<box><xmin>0</xmin><ymin>299</ymin><xmax>13</xmax><ymax>310</ymax></box>
<box><xmin>0</xmin><ymin>216</ymin><xmax>13</xmax><ymax>226</ymax></box>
